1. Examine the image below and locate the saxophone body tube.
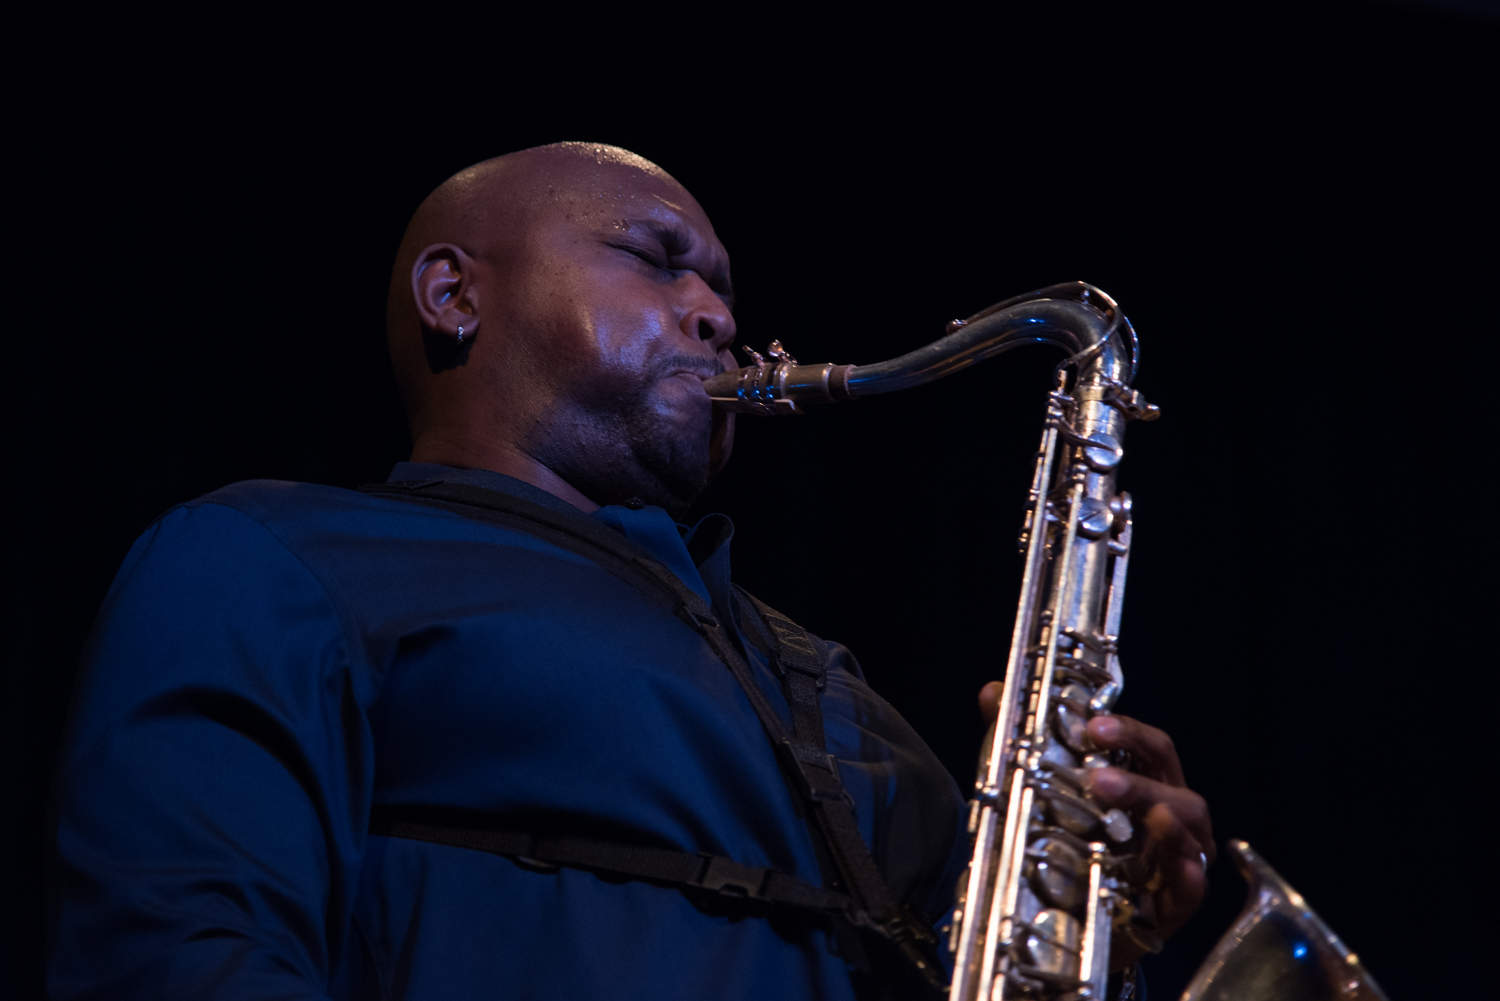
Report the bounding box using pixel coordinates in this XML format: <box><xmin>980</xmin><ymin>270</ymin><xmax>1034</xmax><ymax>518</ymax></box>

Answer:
<box><xmin>708</xmin><ymin>282</ymin><xmax>1159</xmax><ymax>1001</ymax></box>
<box><xmin>720</xmin><ymin>281</ymin><xmax>1388</xmax><ymax>1001</ymax></box>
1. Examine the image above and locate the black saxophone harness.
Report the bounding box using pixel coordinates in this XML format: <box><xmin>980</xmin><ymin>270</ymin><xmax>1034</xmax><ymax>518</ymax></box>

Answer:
<box><xmin>358</xmin><ymin>480</ymin><xmax>945</xmax><ymax>990</ymax></box>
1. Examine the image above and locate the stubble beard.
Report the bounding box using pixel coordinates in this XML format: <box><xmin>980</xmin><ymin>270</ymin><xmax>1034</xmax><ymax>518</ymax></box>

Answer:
<box><xmin>525</xmin><ymin>375</ymin><xmax>713</xmax><ymax>520</ymax></box>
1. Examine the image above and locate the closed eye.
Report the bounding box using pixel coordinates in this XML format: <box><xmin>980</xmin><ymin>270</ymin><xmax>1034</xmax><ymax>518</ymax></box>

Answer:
<box><xmin>611</xmin><ymin>243</ymin><xmax>671</xmax><ymax>272</ymax></box>
<box><xmin>609</xmin><ymin>239</ymin><xmax>731</xmax><ymax>308</ymax></box>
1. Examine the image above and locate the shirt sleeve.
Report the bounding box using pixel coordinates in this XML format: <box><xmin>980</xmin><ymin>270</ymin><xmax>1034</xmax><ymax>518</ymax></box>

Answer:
<box><xmin>48</xmin><ymin>502</ymin><xmax>371</xmax><ymax>1000</ymax></box>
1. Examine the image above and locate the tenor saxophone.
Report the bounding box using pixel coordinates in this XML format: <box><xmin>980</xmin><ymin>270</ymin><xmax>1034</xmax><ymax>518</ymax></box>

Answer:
<box><xmin>705</xmin><ymin>281</ymin><xmax>1388</xmax><ymax>1001</ymax></box>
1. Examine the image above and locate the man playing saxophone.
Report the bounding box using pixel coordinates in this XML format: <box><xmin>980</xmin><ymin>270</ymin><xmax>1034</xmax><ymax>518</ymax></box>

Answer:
<box><xmin>47</xmin><ymin>142</ymin><xmax>1212</xmax><ymax>999</ymax></box>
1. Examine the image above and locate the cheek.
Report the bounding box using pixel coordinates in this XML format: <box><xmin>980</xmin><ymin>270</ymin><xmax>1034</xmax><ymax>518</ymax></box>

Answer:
<box><xmin>507</xmin><ymin>255</ymin><xmax>643</xmax><ymax>365</ymax></box>
<box><xmin>570</xmin><ymin>289</ymin><xmax>676</xmax><ymax>394</ymax></box>
<box><xmin>510</xmin><ymin>247</ymin><xmax>683</xmax><ymax>403</ymax></box>
<box><xmin>605</xmin><ymin>315</ymin><xmax>673</xmax><ymax>384</ymax></box>
<box><xmin>502</xmin><ymin>267</ymin><xmax>605</xmax><ymax>381</ymax></box>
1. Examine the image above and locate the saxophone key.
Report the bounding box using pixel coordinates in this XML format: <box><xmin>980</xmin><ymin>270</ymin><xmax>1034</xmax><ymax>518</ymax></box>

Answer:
<box><xmin>1076</xmin><ymin>497</ymin><xmax>1114</xmax><ymax>539</ymax></box>
<box><xmin>1053</xmin><ymin>683</ymin><xmax>1095</xmax><ymax>752</ymax></box>
<box><xmin>1025</xmin><ymin>837</ymin><xmax>1089</xmax><ymax>910</ymax></box>
<box><xmin>1102</xmin><ymin>808</ymin><xmax>1133</xmax><ymax>843</ymax></box>
<box><xmin>1088</xmin><ymin>680</ymin><xmax>1122</xmax><ymax>714</ymax></box>
<box><xmin>1023</xmin><ymin>908</ymin><xmax>1084</xmax><ymax>978</ymax></box>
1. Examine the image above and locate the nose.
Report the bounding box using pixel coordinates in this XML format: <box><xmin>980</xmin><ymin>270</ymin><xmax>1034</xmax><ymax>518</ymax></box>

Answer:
<box><xmin>677</xmin><ymin>274</ymin><xmax>736</xmax><ymax>354</ymax></box>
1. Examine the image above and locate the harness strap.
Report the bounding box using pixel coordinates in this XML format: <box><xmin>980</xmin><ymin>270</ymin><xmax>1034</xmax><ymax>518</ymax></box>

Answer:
<box><xmin>357</xmin><ymin>481</ymin><xmax>943</xmax><ymax>989</ymax></box>
<box><xmin>736</xmin><ymin>588</ymin><xmax>944</xmax><ymax>987</ymax></box>
<box><xmin>360</xmin><ymin>481</ymin><xmax>711</xmax><ymax>622</ymax></box>
<box><xmin>369</xmin><ymin>816</ymin><xmax>851</xmax><ymax>913</ymax></box>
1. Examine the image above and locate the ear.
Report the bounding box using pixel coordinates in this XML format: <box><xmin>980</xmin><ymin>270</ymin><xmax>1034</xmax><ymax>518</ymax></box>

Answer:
<box><xmin>411</xmin><ymin>243</ymin><xmax>481</xmax><ymax>342</ymax></box>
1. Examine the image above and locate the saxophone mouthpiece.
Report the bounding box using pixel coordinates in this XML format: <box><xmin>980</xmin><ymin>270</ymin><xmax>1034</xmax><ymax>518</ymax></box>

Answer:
<box><xmin>706</xmin><ymin>342</ymin><xmax>854</xmax><ymax>415</ymax></box>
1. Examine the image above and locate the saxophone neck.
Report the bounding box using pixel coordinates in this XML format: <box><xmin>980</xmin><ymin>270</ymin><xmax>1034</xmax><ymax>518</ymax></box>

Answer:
<box><xmin>706</xmin><ymin>281</ymin><xmax>1150</xmax><ymax>417</ymax></box>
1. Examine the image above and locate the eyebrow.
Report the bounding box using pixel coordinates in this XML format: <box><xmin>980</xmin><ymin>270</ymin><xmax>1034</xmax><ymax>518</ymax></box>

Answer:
<box><xmin>626</xmin><ymin>219</ymin><xmax>736</xmax><ymax>311</ymax></box>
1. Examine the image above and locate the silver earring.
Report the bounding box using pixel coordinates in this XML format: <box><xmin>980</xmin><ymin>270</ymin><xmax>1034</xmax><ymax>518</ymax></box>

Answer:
<box><xmin>456</xmin><ymin>325</ymin><xmax>465</xmax><ymax>345</ymax></box>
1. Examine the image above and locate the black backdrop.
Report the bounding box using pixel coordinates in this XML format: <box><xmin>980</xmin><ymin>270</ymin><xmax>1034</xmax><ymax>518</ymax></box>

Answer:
<box><xmin>7</xmin><ymin>3</ymin><xmax>1496</xmax><ymax>997</ymax></box>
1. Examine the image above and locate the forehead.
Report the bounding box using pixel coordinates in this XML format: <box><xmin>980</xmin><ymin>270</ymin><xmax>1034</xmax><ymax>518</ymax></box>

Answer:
<box><xmin>531</xmin><ymin>156</ymin><xmax>722</xmax><ymax>247</ymax></box>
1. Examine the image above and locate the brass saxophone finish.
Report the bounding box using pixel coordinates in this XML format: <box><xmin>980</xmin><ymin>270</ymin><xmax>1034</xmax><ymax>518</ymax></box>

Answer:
<box><xmin>707</xmin><ymin>281</ymin><xmax>1384</xmax><ymax>1001</ymax></box>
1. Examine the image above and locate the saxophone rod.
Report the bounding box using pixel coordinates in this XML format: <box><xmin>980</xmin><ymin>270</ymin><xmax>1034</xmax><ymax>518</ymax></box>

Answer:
<box><xmin>703</xmin><ymin>281</ymin><xmax>1148</xmax><ymax>415</ymax></box>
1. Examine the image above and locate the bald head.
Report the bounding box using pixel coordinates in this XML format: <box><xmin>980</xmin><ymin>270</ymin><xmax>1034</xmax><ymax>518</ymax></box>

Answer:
<box><xmin>389</xmin><ymin>144</ymin><xmax>686</xmax><ymax>407</ymax></box>
<box><xmin>385</xmin><ymin>142</ymin><xmax>738</xmax><ymax>517</ymax></box>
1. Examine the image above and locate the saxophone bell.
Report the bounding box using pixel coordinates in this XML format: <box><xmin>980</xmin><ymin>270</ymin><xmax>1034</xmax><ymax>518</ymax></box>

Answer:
<box><xmin>1183</xmin><ymin>842</ymin><xmax>1389</xmax><ymax>1001</ymax></box>
<box><xmin>713</xmin><ymin>280</ymin><xmax>1378</xmax><ymax>1001</ymax></box>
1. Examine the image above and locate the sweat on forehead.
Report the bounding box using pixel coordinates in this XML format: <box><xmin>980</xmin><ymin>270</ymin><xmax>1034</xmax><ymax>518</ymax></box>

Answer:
<box><xmin>419</xmin><ymin>143</ymin><xmax>688</xmax><ymax>244</ymax></box>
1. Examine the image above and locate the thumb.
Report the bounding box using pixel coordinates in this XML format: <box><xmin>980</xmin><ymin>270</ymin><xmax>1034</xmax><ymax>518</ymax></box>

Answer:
<box><xmin>978</xmin><ymin>681</ymin><xmax>1004</xmax><ymax>723</ymax></box>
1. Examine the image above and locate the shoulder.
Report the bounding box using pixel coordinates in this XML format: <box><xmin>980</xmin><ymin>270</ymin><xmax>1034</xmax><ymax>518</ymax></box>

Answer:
<box><xmin>82</xmin><ymin>487</ymin><xmax>364</xmax><ymax>705</ymax></box>
<box><xmin>92</xmin><ymin>481</ymin><xmax>457</xmax><ymax>700</ymax></box>
<box><xmin>181</xmin><ymin>478</ymin><xmax>577</xmax><ymax>550</ymax></box>
<box><xmin>133</xmin><ymin>479</ymin><xmax>609</xmax><ymax>618</ymax></box>
<box><xmin>184</xmin><ymin>478</ymin><xmax>383</xmax><ymax>527</ymax></box>
<box><xmin>109</xmin><ymin>482</ymin><xmax>364</xmax><ymax>612</ymax></box>
<box><xmin>168</xmin><ymin>478</ymin><xmax>505</xmax><ymax>561</ymax></box>
<box><xmin>108</xmin><ymin>481</ymin><xmax>417</xmax><ymax>622</ymax></box>
<box><xmin>122</xmin><ymin>480</ymin><xmax>377</xmax><ymax>580</ymax></box>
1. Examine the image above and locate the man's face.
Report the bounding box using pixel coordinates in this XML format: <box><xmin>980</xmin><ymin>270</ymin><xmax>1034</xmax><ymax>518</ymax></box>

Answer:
<box><xmin>484</xmin><ymin>163</ymin><xmax>737</xmax><ymax>516</ymax></box>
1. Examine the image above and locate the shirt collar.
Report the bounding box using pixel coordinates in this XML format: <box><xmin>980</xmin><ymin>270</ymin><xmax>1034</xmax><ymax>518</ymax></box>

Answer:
<box><xmin>388</xmin><ymin>462</ymin><xmax>583</xmax><ymax>519</ymax></box>
<box><xmin>386</xmin><ymin>462</ymin><xmax>732</xmax><ymax>607</ymax></box>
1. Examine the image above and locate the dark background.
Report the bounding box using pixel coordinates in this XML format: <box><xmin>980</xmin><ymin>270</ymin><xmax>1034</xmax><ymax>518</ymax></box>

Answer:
<box><xmin>7</xmin><ymin>2</ymin><xmax>1495</xmax><ymax>997</ymax></box>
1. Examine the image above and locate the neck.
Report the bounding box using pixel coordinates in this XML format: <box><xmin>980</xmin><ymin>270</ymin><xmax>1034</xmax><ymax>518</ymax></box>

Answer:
<box><xmin>409</xmin><ymin>431</ymin><xmax>600</xmax><ymax>514</ymax></box>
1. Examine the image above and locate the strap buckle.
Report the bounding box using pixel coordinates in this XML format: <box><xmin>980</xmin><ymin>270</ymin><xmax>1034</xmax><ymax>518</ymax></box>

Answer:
<box><xmin>674</xmin><ymin>604</ymin><xmax>721</xmax><ymax>634</ymax></box>
<box><xmin>694</xmin><ymin>854</ymin><xmax>771</xmax><ymax>900</ymax></box>
<box><xmin>773</xmin><ymin>652</ymin><xmax>826</xmax><ymax>689</ymax></box>
<box><xmin>779</xmin><ymin>739</ymin><xmax>855</xmax><ymax>806</ymax></box>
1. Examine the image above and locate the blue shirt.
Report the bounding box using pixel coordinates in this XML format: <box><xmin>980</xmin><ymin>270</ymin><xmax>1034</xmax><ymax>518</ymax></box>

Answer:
<box><xmin>49</xmin><ymin>464</ymin><xmax>968</xmax><ymax>1000</ymax></box>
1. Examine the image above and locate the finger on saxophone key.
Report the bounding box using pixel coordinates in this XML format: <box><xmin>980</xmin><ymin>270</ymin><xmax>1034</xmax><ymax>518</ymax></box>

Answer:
<box><xmin>1084</xmin><ymin>767</ymin><xmax>1130</xmax><ymax>800</ymax></box>
<box><xmin>977</xmin><ymin>680</ymin><xmax>1003</xmax><ymax>722</ymax></box>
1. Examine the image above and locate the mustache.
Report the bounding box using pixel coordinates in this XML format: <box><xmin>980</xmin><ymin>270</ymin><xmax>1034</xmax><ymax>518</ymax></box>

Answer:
<box><xmin>652</xmin><ymin>354</ymin><xmax>725</xmax><ymax>380</ymax></box>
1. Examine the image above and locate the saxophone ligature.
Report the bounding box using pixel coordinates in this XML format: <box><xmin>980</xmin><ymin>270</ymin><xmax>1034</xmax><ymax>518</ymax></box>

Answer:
<box><xmin>705</xmin><ymin>281</ymin><xmax>1387</xmax><ymax>1001</ymax></box>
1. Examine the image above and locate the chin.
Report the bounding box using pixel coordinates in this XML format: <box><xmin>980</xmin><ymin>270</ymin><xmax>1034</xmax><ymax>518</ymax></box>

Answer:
<box><xmin>540</xmin><ymin>387</ymin><xmax>715</xmax><ymax>519</ymax></box>
<box><xmin>635</xmin><ymin>454</ymin><xmax>710</xmax><ymax>519</ymax></box>
<box><xmin>631</xmin><ymin>438</ymin><xmax>712</xmax><ymax>518</ymax></box>
<box><xmin>624</xmin><ymin>397</ymin><xmax>713</xmax><ymax>513</ymax></box>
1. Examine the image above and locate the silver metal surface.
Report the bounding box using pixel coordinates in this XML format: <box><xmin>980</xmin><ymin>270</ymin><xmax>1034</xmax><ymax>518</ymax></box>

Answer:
<box><xmin>948</xmin><ymin>284</ymin><xmax>1151</xmax><ymax>1001</ymax></box>
<box><xmin>703</xmin><ymin>281</ymin><xmax>1152</xmax><ymax>417</ymax></box>
<box><xmin>709</xmin><ymin>282</ymin><xmax>1152</xmax><ymax>999</ymax></box>
<box><xmin>1181</xmin><ymin>842</ymin><xmax>1388</xmax><ymax>1001</ymax></box>
<box><xmin>1078</xmin><ymin>851</ymin><xmax>1109</xmax><ymax>997</ymax></box>
<box><xmin>1029</xmin><ymin>838</ymin><xmax>1087</xmax><ymax>910</ymax></box>
<box><xmin>708</xmin><ymin>281</ymin><xmax>1371</xmax><ymax>1000</ymax></box>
